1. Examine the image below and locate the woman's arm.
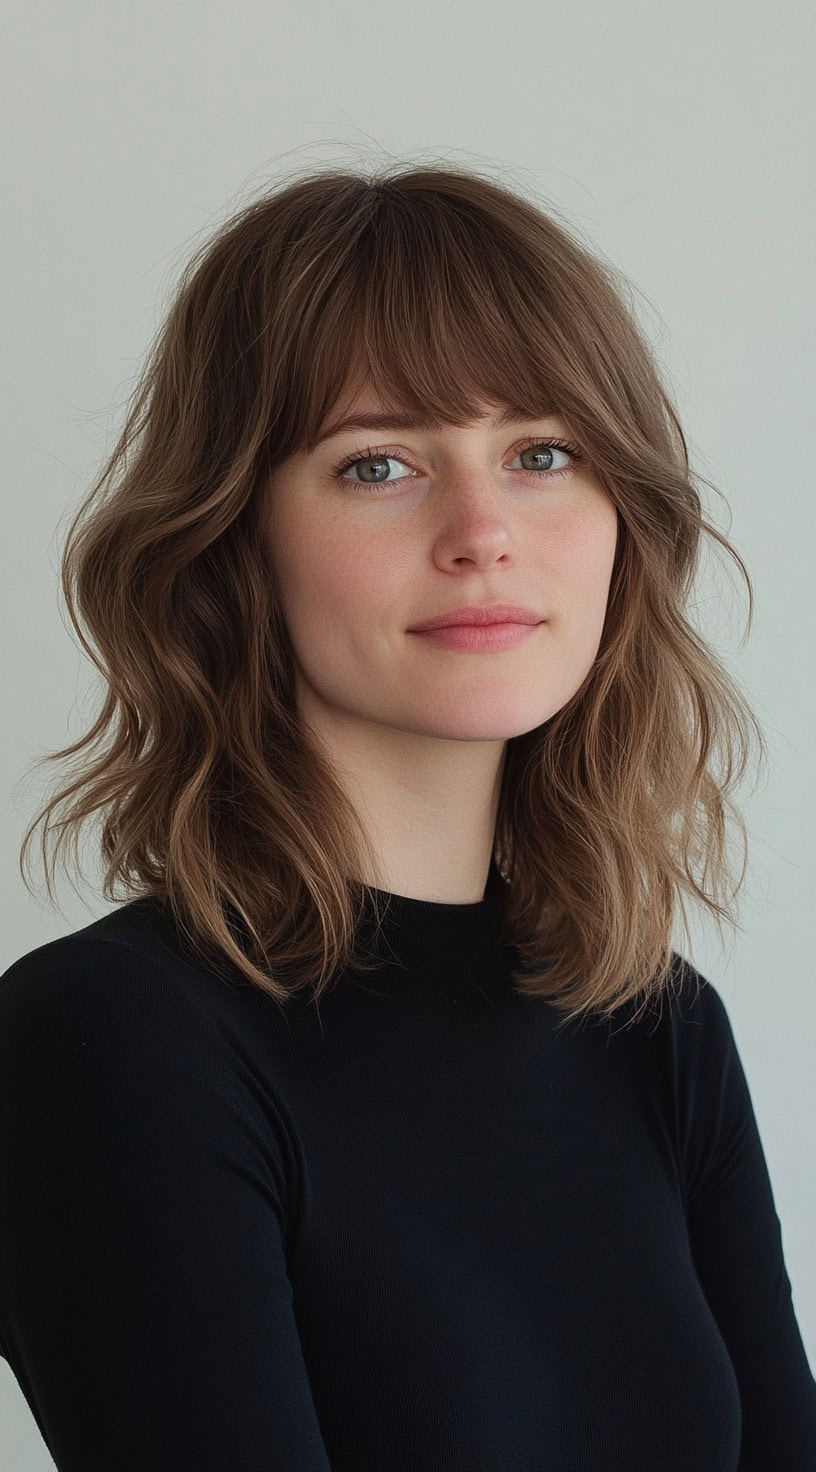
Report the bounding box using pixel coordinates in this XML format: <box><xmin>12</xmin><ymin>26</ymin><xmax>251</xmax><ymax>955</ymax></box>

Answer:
<box><xmin>683</xmin><ymin>978</ymin><xmax>816</xmax><ymax>1469</ymax></box>
<box><xmin>0</xmin><ymin>937</ymin><xmax>334</xmax><ymax>1472</ymax></box>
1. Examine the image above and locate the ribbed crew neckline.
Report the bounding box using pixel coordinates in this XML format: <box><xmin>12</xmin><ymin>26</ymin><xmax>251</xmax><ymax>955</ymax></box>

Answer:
<box><xmin>350</xmin><ymin>851</ymin><xmax>509</xmax><ymax>991</ymax></box>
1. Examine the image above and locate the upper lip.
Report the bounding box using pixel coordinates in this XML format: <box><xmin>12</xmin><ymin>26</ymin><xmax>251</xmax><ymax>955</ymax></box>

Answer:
<box><xmin>409</xmin><ymin>603</ymin><xmax>543</xmax><ymax>631</ymax></box>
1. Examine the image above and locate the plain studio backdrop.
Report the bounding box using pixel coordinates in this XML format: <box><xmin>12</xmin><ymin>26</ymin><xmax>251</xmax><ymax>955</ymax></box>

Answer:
<box><xmin>1</xmin><ymin>1</ymin><xmax>813</xmax><ymax>1466</ymax></box>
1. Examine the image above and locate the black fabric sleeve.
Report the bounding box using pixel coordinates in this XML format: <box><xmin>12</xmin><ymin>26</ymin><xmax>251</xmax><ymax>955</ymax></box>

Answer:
<box><xmin>682</xmin><ymin>979</ymin><xmax>816</xmax><ymax>1470</ymax></box>
<box><xmin>0</xmin><ymin>937</ymin><xmax>334</xmax><ymax>1472</ymax></box>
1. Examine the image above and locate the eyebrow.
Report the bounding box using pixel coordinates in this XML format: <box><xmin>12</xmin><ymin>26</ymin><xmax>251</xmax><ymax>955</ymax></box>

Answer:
<box><xmin>315</xmin><ymin>407</ymin><xmax>558</xmax><ymax>446</ymax></box>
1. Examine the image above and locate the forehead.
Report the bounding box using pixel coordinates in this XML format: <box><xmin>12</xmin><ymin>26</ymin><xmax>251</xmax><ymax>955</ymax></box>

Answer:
<box><xmin>315</xmin><ymin>394</ymin><xmax>564</xmax><ymax>448</ymax></box>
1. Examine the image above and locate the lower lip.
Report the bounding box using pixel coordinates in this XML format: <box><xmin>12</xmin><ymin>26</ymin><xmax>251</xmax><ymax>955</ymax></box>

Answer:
<box><xmin>410</xmin><ymin>621</ymin><xmax>541</xmax><ymax>651</ymax></box>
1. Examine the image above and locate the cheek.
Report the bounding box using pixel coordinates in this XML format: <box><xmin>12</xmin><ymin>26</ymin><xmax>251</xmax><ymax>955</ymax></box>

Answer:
<box><xmin>543</xmin><ymin>501</ymin><xmax>618</xmax><ymax>598</ymax></box>
<box><xmin>538</xmin><ymin>504</ymin><xmax>618</xmax><ymax>667</ymax></box>
<box><xmin>272</xmin><ymin>517</ymin><xmax>393</xmax><ymax>631</ymax></box>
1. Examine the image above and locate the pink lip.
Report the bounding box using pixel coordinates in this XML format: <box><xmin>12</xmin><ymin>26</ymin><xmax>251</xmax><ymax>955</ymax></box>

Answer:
<box><xmin>410</xmin><ymin>622</ymin><xmax>541</xmax><ymax>652</ymax></box>
<box><xmin>409</xmin><ymin>602</ymin><xmax>542</xmax><ymax>631</ymax></box>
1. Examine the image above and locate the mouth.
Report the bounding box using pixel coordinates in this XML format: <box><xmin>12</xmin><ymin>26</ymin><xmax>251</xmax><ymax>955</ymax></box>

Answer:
<box><xmin>409</xmin><ymin>604</ymin><xmax>543</xmax><ymax>633</ymax></box>
<box><xmin>409</xmin><ymin>621</ymin><xmax>542</xmax><ymax>651</ymax></box>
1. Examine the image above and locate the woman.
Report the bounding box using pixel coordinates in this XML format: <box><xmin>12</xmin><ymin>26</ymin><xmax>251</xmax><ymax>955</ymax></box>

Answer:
<box><xmin>1</xmin><ymin>162</ymin><xmax>814</xmax><ymax>1470</ymax></box>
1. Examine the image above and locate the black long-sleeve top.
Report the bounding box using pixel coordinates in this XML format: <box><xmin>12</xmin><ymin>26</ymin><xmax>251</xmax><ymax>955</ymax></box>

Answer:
<box><xmin>1</xmin><ymin>853</ymin><xmax>814</xmax><ymax>1470</ymax></box>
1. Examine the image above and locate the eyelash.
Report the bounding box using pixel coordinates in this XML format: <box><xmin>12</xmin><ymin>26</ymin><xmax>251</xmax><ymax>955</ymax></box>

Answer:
<box><xmin>330</xmin><ymin>436</ymin><xmax>584</xmax><ymax>489</ymax></box>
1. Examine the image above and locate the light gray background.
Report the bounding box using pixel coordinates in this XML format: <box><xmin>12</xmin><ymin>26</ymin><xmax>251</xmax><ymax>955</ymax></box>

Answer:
<box><xmin>2</xmin><ymin>1</ymin><xmax>814</xmax><ymax>1465</ymax></box>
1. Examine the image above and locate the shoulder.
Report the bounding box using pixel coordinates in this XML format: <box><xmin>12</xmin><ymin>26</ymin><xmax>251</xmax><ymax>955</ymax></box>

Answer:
<box><xmin>611</xmin><ymin>952</ymin><xmax>742</xmax><ymax>1109</ymax></box>
<box><xmin>0</xmin><ymin>904</ymin><xmax>301</xmax><ymax>1199</ymax></box>
<box><xmin>0</xmin><ymin>899</ymin><xmax>287</xmax><ymax>1115</ymax></box>
<box><xmin>0</xmin><ymin>898</ymin><xmax>302</xmax><ymax>1132</ymax></box>
<box><xmin>637</xmin><ymin>954</ymin><xmax>752</xmax><ymax>1159</ymax></box>
<box><xmin>659</xmin><ymin>951</ymin><xmax>738</xmax><ymax>1047</ymax></box>
<box><xmin>0</xmin><ymin>901</ymin><xmax>211</xmax><ymax>1049</ymax></box>
<box><xmin>622</xmin><ymin>950</ymin><xmax>735</xmax><ymax>1040</ymax></box>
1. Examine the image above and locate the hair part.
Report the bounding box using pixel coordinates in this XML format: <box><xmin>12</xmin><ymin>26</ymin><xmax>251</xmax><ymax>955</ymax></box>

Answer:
<box><xmin>18</xmin><ymin>159</ymin><xmax>769</xmax><ymax>1030</ymax></box>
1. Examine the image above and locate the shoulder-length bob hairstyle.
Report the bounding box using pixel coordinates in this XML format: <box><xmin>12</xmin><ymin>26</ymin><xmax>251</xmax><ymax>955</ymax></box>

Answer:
<box><xmin>19</xmin><ymin>160</ymin><xmax>768</xmax><ymax>1028</ymax></box>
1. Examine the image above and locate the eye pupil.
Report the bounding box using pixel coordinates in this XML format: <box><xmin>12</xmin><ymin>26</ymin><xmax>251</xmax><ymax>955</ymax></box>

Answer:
<box><xmin>526</xmin><ymin>447</ymin><xmax>553</xmax><ymax>469</ymax></box>
<box><xmin>361</xmin><ymin>457</ymin><xmax>389</xmax><ymax>481</ymax></box>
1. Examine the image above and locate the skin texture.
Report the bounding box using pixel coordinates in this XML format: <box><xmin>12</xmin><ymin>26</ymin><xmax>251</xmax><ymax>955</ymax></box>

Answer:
<box><xmin>264</xmin><ymin>383</ymin><xmax>620</xmax><ymax>903</ymax></box>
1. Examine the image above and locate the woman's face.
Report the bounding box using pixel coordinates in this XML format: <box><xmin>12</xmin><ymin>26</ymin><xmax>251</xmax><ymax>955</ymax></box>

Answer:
<box><xmin>263</xmin><ymin>387</ymin><xmax>620</xmax><ymax>749</ymax></box>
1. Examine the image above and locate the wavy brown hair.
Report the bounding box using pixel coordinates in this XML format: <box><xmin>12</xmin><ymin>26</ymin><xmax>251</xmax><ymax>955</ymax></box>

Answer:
<box><xmin>18</xmin><ymin>159</ymin><xmax>769</xmax><ymax>1029</ymax></box>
